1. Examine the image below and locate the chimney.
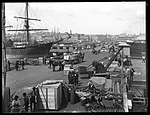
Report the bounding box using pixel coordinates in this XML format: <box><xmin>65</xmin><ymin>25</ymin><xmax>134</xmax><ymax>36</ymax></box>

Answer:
<box><xmin>70</xmin><ymin>30</ymin><xmax>72</xmax><ymax>34</ymax></box>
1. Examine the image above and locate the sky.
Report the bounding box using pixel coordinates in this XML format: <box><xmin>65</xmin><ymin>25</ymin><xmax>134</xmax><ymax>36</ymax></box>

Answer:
<box><xmin>5</xmin><ymin>2</ymin><xmax>146</xmax><ymax>35</ymax></box>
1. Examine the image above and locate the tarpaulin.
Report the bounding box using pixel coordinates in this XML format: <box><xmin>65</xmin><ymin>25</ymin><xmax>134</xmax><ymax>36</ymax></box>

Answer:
<box><xmin>89</xmin><ymin>77</ymin><xmax>106</xmax><ymax>90</ymax></box>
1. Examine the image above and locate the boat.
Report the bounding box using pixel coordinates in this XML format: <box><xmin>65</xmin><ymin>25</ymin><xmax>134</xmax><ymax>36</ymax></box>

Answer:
<box><xmin>5</xmin><ymin>3</ymin><xmax>70</xmax><ymax>59</ymax></box>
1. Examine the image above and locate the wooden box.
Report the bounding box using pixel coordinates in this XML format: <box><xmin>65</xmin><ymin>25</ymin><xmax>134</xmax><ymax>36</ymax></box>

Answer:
<box><xmin>38</xmin><ymin>80</ymin><xmax>62</xmax><ymax>110</ymax></box>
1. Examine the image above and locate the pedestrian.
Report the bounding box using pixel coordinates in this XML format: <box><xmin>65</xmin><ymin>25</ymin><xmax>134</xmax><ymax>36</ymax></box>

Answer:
<box><xmin>52</xmin><ymin>61</ymin><xmax>56</xmax><ymax>71</ymax></box>
<box><xmin>59</xmin><ymin>61</ymin><xmax>62</xmax><ymax>71</ymax></box>
<box><xmin>48</xmin><ymin>58</ymin><xmax>52</xmax><ymax>69</ymax></box>
<box><xmin>68</xmin><ymin>71</ymin><xmax>73</xmax><ymax>84</ymax></box>
<box><xmin>43</xmin><ymin>56</ymin><xmax>46</xmax><ymax>64</ymax></box>
<box><xmin>22</xmin><ymin>92</ymin><xmax>29</xmax><ymax>112</ymax></box>
<box><xmin>30</xmin><ymin>87</ymin><xmax>37</xmax><ymax>112</ymax></box>
<box><xmin>21</xmin><ymin>60</ymin><xmax>25</xmax><ymax>70</ymax></box>
<box><xmin>117</xmin><ymin>57</ymin><xmax>121</xmax><ymax>67</ymax></box>
<box><xmin>130</xmin><ymin>68</ymin><xmax>135</xmax><ymax>84</ymax></box>
<box><xmin>142</xmin><ymin>55</ymin><xmax>146</xmax><ymax>63</ymax></box>
<box><xmin>82</xmin><ymin>52</ymin><xmax>85</xmax><ymax>62</ymax></box>
<box><xmin>8</xmin><ymin>60</ymin><xmax>11</xmax><ymax>71</ymax></box>
<box><xmin>44</xmin><ymin>57</ymin><xmax>47</xmax><ymax>64</ymax></box>
<box><xmin>128</xmin><ymin>56</ymin><xmax>132</xmax><ymax>66</ymax></box>
<box><xmin>15</xmin><ymin>61</ymin><xmax>19</xmax><ymax>71</ymax></box>
<box><xmin>72</xmin><ymin>69</ymin><xmax>79</xmax><ymax>86</ymax></box>
<box><xmin>62</xmin><ymin>61</ymin><xmax>65</xmax><ymax>71</ymax></box>
<box><xmin>11</xmin><ymin>95</ymin><xmax>21</xmax><ymax>113</ymax></box>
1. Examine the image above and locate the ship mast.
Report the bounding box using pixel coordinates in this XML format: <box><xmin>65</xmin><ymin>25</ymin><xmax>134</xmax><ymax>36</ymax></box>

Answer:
<box><xmin>8</xmin><ymin>2</ymin><xmax>48</xmax><ymax>43</ymax></box>
<box><xmin>25</xmin><ymin>2</ymin><xmax>30</xmax><ymax>43</ymax></box>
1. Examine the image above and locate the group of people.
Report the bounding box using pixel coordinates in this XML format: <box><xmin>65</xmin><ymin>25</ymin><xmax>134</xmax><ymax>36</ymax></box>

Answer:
<box><xmin>68</xmin><ymin>69</ymin><xmax>79</xmax><ymax>86</ymax></box>
<box><xmin>15</xmin><ymin>60</ymin><xmax>25</xmax><ymax>71</ymax></box>
<box><xmin>78</xmin><ymin>52</ymin><xmax>85</xmax><ymax>62</ymax></box>
<box><xmin>48</xmin><ymin>58</ymin><xmax>65</xmax><ymax>72</ymax></box>
<box><xmin>11</xmin><ymin>87</ymin><xmax>37</xmax><ymax>113</ymax></box>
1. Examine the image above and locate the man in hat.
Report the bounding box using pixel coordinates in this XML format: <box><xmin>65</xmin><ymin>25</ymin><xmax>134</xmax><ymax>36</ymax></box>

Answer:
<box><xmin>30</xmin><ymin>87</ymin><xmax>37</xmax><ymax>111</ymax></box>
<box><xmin>8</xmin><ymin>60</ymin><xmax>11</xmax><ymax>71</ymax></box>
<box><xmin>48</xmin><ymin>57</ymin><xmax>53</xmax><ymax>69</ymax></box>
<box><xmin>72</xmin><ymin>69</ymin><xmax>79</xmax><ymax>86</ymax></box>
<box><xmin>52</xmin><ymin>61</ymin><xmax>56</xmax><ymax>71</ymax></box>
<box><xmin>21</xmin><ymin>60</ymin><xmax>25</xmax><ymax>70</ymax></box>
<box><xmin>22</xmin><ymin>92</ymin><xmax>29</xmax><ymax>112</ymax></box>
<box><xmin>68</xmin><ymin>71</ymin><xmax>74</xmax><ymax>85</ymax></box>
<box><xmin>15</xmin><ymin>60</ymin><xmax>19</xmax><ymax>71</ymax></box>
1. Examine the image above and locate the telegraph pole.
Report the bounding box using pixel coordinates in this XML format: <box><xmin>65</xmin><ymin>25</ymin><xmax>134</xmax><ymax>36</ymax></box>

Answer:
<box><xmin>2</xmin><ymin>3</ymin><xmax>7</xmax><ymax>89</ymax></box>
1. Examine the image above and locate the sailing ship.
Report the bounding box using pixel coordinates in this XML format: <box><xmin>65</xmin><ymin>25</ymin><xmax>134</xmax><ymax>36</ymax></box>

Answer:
<box><xmin>6</xmin><ymin>3</ymin><xmax>70</xmax><ymax>59</ymax></box>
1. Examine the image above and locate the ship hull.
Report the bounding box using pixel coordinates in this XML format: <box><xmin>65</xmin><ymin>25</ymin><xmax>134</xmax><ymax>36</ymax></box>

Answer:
<box><xmin>6</xmin><ymin>42</ymin><xmax>53</xmax><ymax>59</ymax></box>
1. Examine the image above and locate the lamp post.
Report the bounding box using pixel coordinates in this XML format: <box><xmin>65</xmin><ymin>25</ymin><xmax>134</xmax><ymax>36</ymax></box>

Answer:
<box><xmin>118</xmin><ymin>42</ymin><xmax>130</xmax><ymax>112</ymax></box>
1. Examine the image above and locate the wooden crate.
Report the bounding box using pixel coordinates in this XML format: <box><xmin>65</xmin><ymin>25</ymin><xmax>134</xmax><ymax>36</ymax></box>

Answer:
<box><xmin>38</xmin><ymin>80</ymin><xmax>62</xmax><ymax>110</ymax></box>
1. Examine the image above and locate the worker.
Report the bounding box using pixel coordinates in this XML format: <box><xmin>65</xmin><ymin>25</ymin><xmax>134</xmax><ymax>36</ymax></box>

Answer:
<box><xmin>11</xmin><ymin>95</ymin><xmax>21</xmax><ymax>113</ymax></box>
<box><xmin>30</xmin><ymin>87</ymin><xmax>37</xmax><ymax>112</ymax></box>
<box><xmin>142</xmin><ymin>55</ymin><xmax>146</xmax><ymax>63</ymax></box>
<box><xmin>72</xmin><ymin>69</ymin><xmax>79</xmax><ymax>86</ymax></box>
<box><xmin>123</xmin><ymin>57</ymin><xmax>128</xmax><ymax>66</ymax></box>
<box><xmin>61</xmin><ymin>61</ymin><xmax>65</xmax><ymax>71</ymax></box>
<box><xmin>52</xmin><ymin>61</ymin><xmax>56</xmax><ymax>71</ymax></box>
<box><xmin>81</xmin><ymin>52</ymin><xmax>85</xmax><ymax>62</ymax></box>
<box><xmin>48</xmin><ymin>58</ymin><xmax>53</xmax><ymax>69</ymax></box>
<box><xmin>24</xmin><ymin>58</ymin><xmax>27</xmax><ymax>65</ymax></box>
<box><xmin>129</xmin><ymin>68</ymin><xmax>135</xmax><ymax>84</ymax></box>
<box><xmin>68</xmin><ymin>71</ymin><xmax>74</xmax><ymax>85</ymax></box>
<box><xmin>87</xmin><ymin>81</ymin><xmax>94</xmax><ymax>91</ymax></box>
<box><xmin>15</xmin><ymin>60</ymin><xmax>19</xmax><ymax>71</ymax></box>
<box><xmin>21</xmin><ymin>60</ymin><xmax>25</xmax><ymax>70</ymax></box>
<box><xmin>8</xmin><ymin>60</ymin><xmax>11</xmax><ymax>71</ymax></box>
<box><xmin>58</xmin><ymin>61</ymin><xmax>62</xmax><ymax>71</ymax></box>
<box><xmin>22</xmin><ymin>92</ymin><xmax>29</xmax><ymax>112</ymax></box>
<box><xmin>43</xmin><ymin>56</ymin><xmax>46</xmax><ymax>64</ymax></box>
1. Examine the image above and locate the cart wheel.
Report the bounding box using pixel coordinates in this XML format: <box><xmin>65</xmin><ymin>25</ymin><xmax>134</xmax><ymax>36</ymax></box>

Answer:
<box><xmin>4</xmin><ymin>87</ymin><xmax>11</xmax><ymax>112</ymax></box>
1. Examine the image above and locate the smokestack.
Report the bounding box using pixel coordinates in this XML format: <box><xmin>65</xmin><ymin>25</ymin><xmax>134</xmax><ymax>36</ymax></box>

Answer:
<box><xmin>70</xmin><ymin>30</ymin><xmax>72</xmax><ymax>34</ymax></box>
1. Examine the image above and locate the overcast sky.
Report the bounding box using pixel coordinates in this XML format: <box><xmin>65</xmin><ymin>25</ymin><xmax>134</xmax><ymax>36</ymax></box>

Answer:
<box><xmin>5</xmin><ymin>2</ymin><xmax>146</xmax><ymax>35</ymax></box>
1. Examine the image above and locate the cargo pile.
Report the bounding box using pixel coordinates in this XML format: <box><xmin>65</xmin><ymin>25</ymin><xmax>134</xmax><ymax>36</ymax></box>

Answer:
<box><xmin>75</xmin><ymin>77</ymin><xmax>124</xmax><ymax>112</ymax></box>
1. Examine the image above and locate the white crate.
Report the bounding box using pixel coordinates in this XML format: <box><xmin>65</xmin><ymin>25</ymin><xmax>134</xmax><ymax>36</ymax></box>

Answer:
<box><xmin>38</xmin><ymin>80</ymin><xmax>62</xmax><ymax>110</ymax></box>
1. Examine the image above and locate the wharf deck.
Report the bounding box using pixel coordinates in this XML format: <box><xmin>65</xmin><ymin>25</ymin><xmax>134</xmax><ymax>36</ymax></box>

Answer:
<box><xmin>5</xmin><ymin>49</ymin><xmax>146</xmax><ymax>112</ymax></box>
